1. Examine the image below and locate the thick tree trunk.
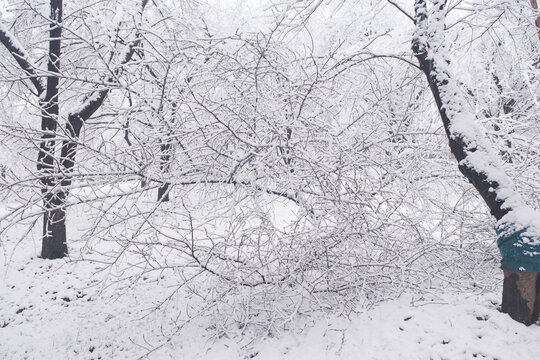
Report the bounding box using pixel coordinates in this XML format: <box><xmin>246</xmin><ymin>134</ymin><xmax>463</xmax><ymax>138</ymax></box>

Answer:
<box><xmin>0</xmin><ymin>3</ymin><xmax>67</xmax><ymax>259</ymax></box>
<box><xmin>412</xmin><ymin>0</ymin><xmax>540</xmax><ymax>325</ymax></box>
<box><xmin>502</xmin><ymin>270</ymin><xmax>540</xmax><ymax>325</ymax></box>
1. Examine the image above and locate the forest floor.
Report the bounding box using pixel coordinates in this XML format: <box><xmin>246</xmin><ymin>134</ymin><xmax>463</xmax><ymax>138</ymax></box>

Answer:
<box><xmin>2</xmin><ymin>226</ymin><xmax>540</xmax><ymax>359</ymax></box>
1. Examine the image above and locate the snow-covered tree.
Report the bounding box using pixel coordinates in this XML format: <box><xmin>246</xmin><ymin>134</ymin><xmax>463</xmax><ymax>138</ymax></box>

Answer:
<box><xmin>412</xmin><ymin>0</ymin><xmax>540</xmax><ymax>324</ymax></box>
<box><xmin>0</xmin><ymin>0</ymin><xmax>148</xmax><ymax>258</ymax></box>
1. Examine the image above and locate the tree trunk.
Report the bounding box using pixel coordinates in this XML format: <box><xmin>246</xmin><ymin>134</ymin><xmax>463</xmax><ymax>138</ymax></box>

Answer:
<box><xmin>157</xmin><ymin>140</ymin><xmax>172</xmax><ymax>202</ymax></box>
<box><xmin>41</xmin><ymin>193</ymin><xmax>67</xmax><ymax>259</ymax></box>
<box><xmin>40</xmin><ymin>0</ymin><xmax>66</xmax><ymax>259</ymax></box>
<box><xmin>157</xmin><ymin>183</ymin><xmax>170</xmax><ymax>202</ymax></box>
<box><xmin>412</xmin><ymin>0</ymin><xmax>540</xmax><ymax>325</ymax></box>
<box><xmin>502</xmin><ymin>270</ymin><xmax>540</xmax><ymax>325</ymax></box>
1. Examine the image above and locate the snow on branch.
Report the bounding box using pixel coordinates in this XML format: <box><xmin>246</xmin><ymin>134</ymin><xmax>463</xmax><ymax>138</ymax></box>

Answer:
<box><xmin>0</xmin><ymin>22</ymin><xmax>45</xmax><ymax>95</ymax></box>
<box><xmin>413</xmin><ymin>0</ymin><xmax>540</xmax><ymax>271</ymax></box>
<box><xmin>68</xmin><ymin>0</ymin><xmax>148</xmax><ymax>122</ymax></box>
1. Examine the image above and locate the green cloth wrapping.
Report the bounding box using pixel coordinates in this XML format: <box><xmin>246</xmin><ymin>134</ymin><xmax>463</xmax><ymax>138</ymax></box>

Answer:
<box><xmin>496</xmin><ymin>225</ymin><xmax>540</xmax><ymax>272</ymax></box>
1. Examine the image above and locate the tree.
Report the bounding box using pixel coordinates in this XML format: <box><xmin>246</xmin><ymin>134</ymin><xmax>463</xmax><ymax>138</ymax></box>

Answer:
<box><xmin>0</xmin><ymin>0</ymin><xmax>148</xmax><ymax>258</ymax></box>
<box><xmin>412</xmin><ymin>0</ymin><xmax>540</xmax><ymax>324</ymax></box>
<box><xmin>75</xmin><ymin>2</ymin><xmax>499</xmax><ymax>334</ymax></box>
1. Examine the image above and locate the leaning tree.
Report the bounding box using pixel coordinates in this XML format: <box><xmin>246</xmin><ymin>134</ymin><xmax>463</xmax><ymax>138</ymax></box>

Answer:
<box><xmin>411</xmin><ymin>0</ymin><xmax>540</xmax><ymax>324</ymax></box>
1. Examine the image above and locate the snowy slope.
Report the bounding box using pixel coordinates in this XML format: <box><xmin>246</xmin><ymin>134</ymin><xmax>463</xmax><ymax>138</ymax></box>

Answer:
<box><xmin>2</xmin><ymin>241</ymin><xmax>540</xmax><ymax>360</ymax></box>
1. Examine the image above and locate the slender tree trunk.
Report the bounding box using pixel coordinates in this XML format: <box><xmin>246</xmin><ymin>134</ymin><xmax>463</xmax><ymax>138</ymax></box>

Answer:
<box><xmin>157</xmin><ymin>139</ymin><xmax>171</xmax><ymax>202</ymax></box>
<box><xmin>157</xmin><ymin>182</ymin><xmax>170</xmax><ymax>202</ymax></box>
<box><xmin>157</xmin><ymin>101</ymin><xmax>176</xmax><ymax>202</ymax></box>
<box><xmin>55</xmin><ymin>0</ymin><xmax>147</xmax><ymax>198</ymax></box>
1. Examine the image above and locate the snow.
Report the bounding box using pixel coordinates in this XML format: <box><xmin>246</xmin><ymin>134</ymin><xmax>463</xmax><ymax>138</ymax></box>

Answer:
<box><xmin>2</xmin><ymin>243</ymin><xmax>540</xmax><ymax>360</ymax></box>
<box><xmin>69</xmin><ymin>91</ymin><xmax>105</xmax><ymax>118</ymax></box>
<box><xmin>0</xmin><ymin>206</ymin><xmax>535</xmax><ymax>359</ymax></box>
<box><xmin>1</xmin><ymin>201</ymin><xmax>530</xmax><ymax>360</ymax></box>
<box><xmin>254</xmin><ymin>294</ymin><xmax>540</xmax><ymax>360</ymax></box>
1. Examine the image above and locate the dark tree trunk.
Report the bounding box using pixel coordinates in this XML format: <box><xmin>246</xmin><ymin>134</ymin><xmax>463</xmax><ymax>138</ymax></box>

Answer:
<box><xmin>412</xmin><ymin>0</ymin><xmax>540</xmax><ymax>325</ymax></box>
<box><xmin>157</xmin><ymin>183</ymin><xmax>170</xmax><ymax>202</ymax></box>
<box><xmin>502</xmin><ymin>1</ymin><xmax>540</xmax><ymax>323</ymax></box>
<box><xmin>157</xmin><ymin>140</ymin><xmax>172</xmax><ymax>202</ymax></box>
<box><xmin>156</xmin><ymin>100</ymin><xmax>176</xmax><ymax>202</ymax></box>
<box><xmin>41</xmin><ymin>193</ymin><xmax>67</xmax><ymax>259</ymax></box>
<box><xmin>51</xmin><ymin>0</ymin><xmax>148</xmax><ymax>245</ymax></box>
<box><xmin>502</xmin><ymin>270</ymin><xmax>540</xmax><ymax>325</ymax></box>
<box><xmin>412</xmin><ymin>1</ymin><xmax>508</xmax><ymax>221</ymax></box>
<box><xmin>40</xmin><ymin>0</ymin><xmax>66</xmax><ymax>259</ymax></box>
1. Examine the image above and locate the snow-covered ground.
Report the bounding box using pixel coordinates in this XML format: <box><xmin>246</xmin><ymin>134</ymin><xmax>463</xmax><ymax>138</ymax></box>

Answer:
<box><xmin>2</xmin><ymin>238</ymin><xmax>540</xmax><ymax>360</ymax></box>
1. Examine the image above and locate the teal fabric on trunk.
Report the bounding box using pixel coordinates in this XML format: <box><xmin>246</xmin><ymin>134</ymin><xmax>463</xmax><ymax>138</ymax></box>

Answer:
<box><xmin>496</xmin><ymin>225</ymin><xmax>540</xmax><ymax>272</ymax></box>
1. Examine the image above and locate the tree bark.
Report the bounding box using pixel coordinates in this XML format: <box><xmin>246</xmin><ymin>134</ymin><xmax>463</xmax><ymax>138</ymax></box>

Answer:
<box><xmin>502</xmin><ymin>270</ymin><xmax>540</xmax><ymax>325</ymax></box>
<box><xmin>57</xmin><ymin>0</ymin><xmax>148</xmax><ymax>200</ymax></box>
<box><xmin>41</xmin><ymin>193</ymin><xmax>67</xmax><ymax>259</ymax></box>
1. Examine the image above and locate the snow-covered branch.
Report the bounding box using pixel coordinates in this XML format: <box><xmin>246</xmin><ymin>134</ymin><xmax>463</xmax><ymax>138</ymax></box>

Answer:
<box><xmin>68</xmin><ymin>0</ymin><xmax>148</xmax><ymax>123</ymax></box>
<box><xmin>0</xmin><ymin>23</ymin><xmax>45</xmax><ymax>95</ymax></box>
